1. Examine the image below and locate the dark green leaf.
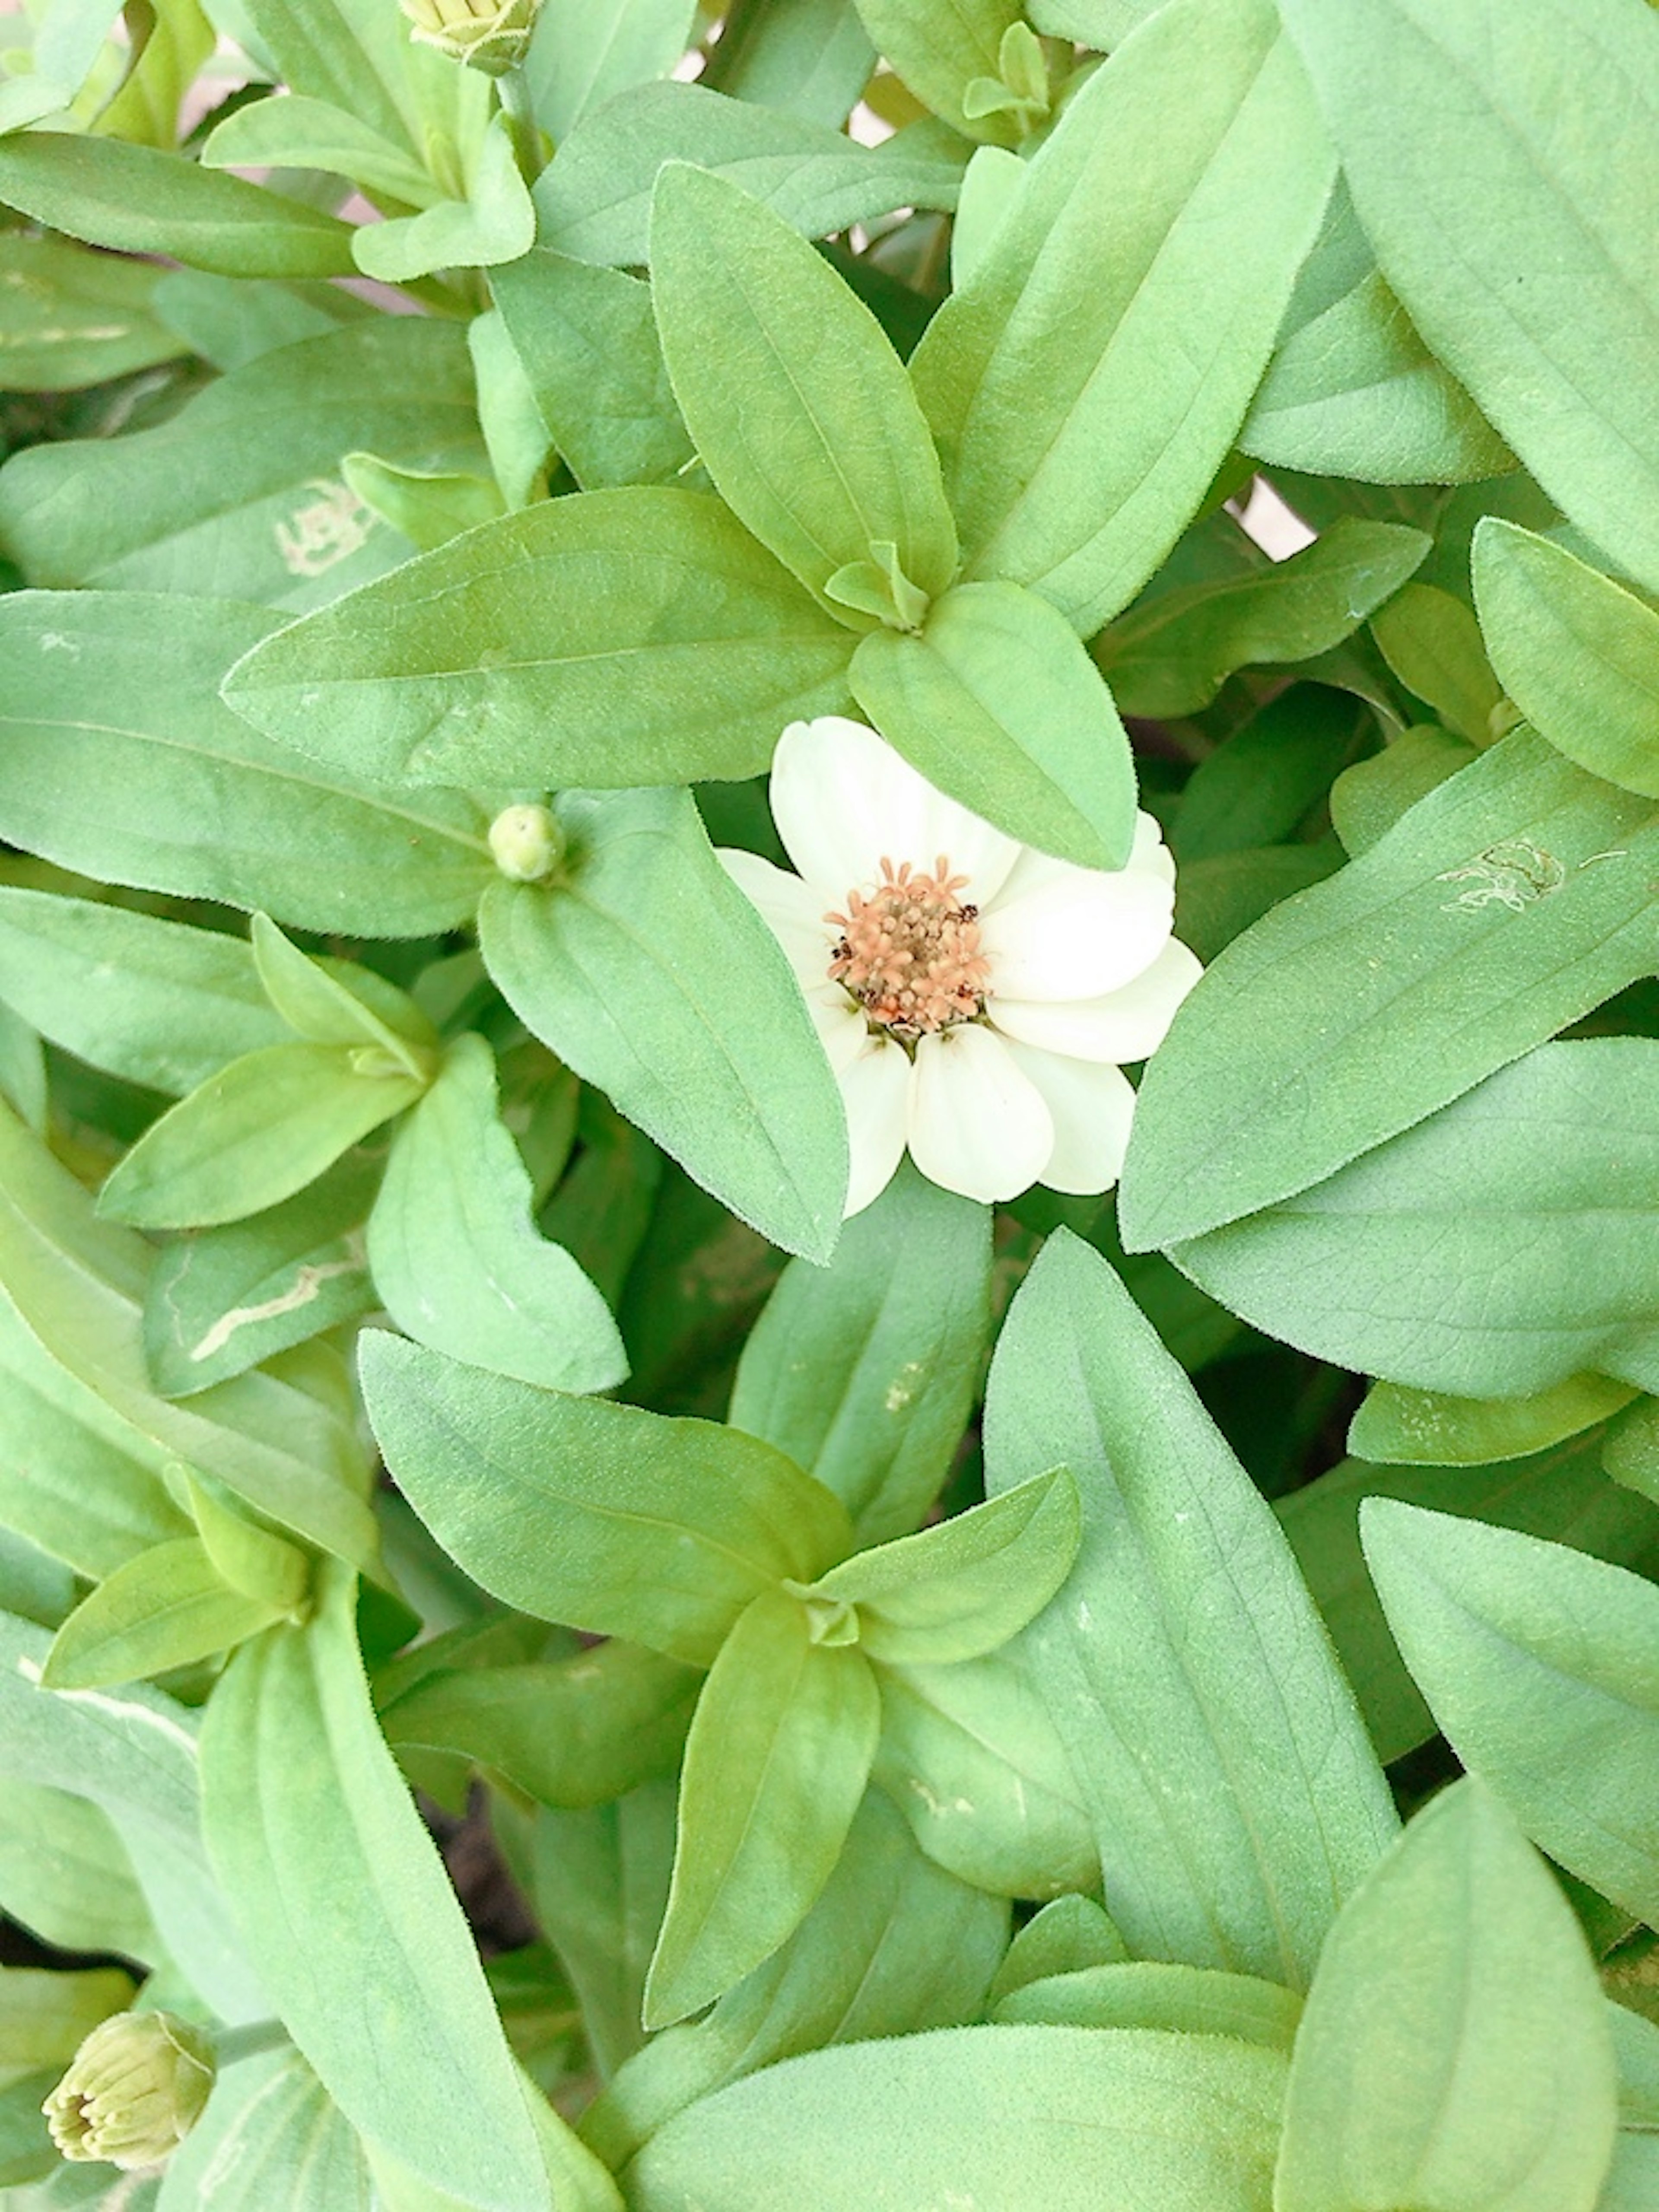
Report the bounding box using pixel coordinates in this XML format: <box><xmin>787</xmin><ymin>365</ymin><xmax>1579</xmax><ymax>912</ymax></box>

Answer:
<box><xmin>1370</xmin><ymin>580</ymin><xmax>1503</xmax><ymax>744</ymax></box>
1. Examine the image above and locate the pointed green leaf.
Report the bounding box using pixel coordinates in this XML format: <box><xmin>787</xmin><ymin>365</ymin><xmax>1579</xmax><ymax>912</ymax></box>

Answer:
<box><xmin>625</xmin><ymin>2026</ymin><xmax>1287</xmax><ymax>2211</ymax></box>
<box><xmin>251</xmin><ymin>915</ymin><xmax>436</xmax><ymax>1067</ymax></box>
<box><xmin>0</xmin><ymin>595</ymin><xmax>494</xmax><ymax>938</ymax></box>
<box><xmin>492</xmin><ymin>250</ymin><xmax>693</xmax><ymax>492</ymax></box>
<box><xmin>0</xmin><ymin>234</ymin><xmax>184</xmax><ymax>394</ymax></box>
<box><xmin>155</xmin><ymin>2045</ymin><xmax>372</xmax><ymax>2212</ymax></box>
<box><xmin>1475</xmin><ymin>518</ymin><xmax>1659</xmax><ymax>798</ymax></box>
<box><xmin>651</xmin><ymin>164</ymin><xmax>956</xmax><ymax>621</ymax></box>
<box><xmin>1276</xmin><ymin>1779</ymin><xmax>1617</xmax><ymax>2212</ymax></box>
<box><xmin>1121</xmin><ymin>729</ymin><xmax>1659</xmax><ymax>1252</ymax></box>
<box><xmin>983</xmin><ymin>1233</ymin><xmax>1396</xmax><ymax>1981</ymax></box>
<box><xmin>531</xmin><ymin>1786</ymin><xmax>677</xmax><ymax>2082</ymax></box>
<box><xmin>1171</xmin><ymin>1040</ymin><xmax>1659</xmax><ymax>1399</ymax></box>
<box><xmin>0</xmin><ymin>130</ymin><xmax>357</xmax><ymax>278</ymax></box>
<box><xmin>360</xmin><ymin>1332</ymin><xmax>852</xmax><ymax>1664</ymax></box>
<box><xmin>200</xmin><ymin>92</ymin><xmax>441</xmax><ymax>210</ymax></box>
<box><xmin>200</xmin><ymin>1565</ymin><xmax>614</xmax><ymax>2212</ymax></box>
<box><xmin>1328</xmin><ymin>722</ymin><xmax>1477</xmax><ymax>857</ymax></box>
<box><xmin>97</xmin><ymin>1042</ymin><xmax>425</xmax><ymax>1234</ymax></box>
<box><xmin>352</xmin><ymin>115</ymin><xmax>536</xmax><ymax>283</ymax></box>
<box><xmin>909</xmin><ymin>0</ymin><xmax>1335</xmax><ymax>635</ymax></box>
<box><xmin>220</xmin><ymin>489</ymin><xmax>854</xmax><ymax>788</ymax></box>
<box><xmin>1350</xmin><ymin>1372</ymin><xmax>1640</xmax><ymax>1468</ymax></box>
<box><xmin>525</xmin><ymin>0</ymin><xmax>699</xmax><ymax>143</ymax></box>
<box><xmin>849</xmin><ymin>0</ymin><xmax>1026</xmax><ymax>142</ymax></box>
<box><xmin>1370</xmin><ymin>579</ymin><xmax>1503</xmax><ymax>745</ymax></box>
<box><xmin>811</xmin><ymin>1468</ymin><xmax>1079</xmax><ymax>1664</ymax></box>
<box><xmin>42</xmin><ymin>1537</ymin><xmax>284</xmax><ymax>1691</ymax></box>
<box><xmin>532</xmin><ymin>82</ymin><xmax>965</xmax><ymax>267</ymax></box>
<box><xmin>1096</xmin><ymin>519</ymin><xmax>1430</xmax><ymax>719</ymax></box>
<box><xmin>341</xmin><ymin>454</ymin><xmax>506</xmax><ymax>550</ymax></box>
<box><xmin>729</xmin><ymin>1161</ymin><xmax>992</xmax><ymax>1546</ymax></box>
<box><xmin>995</xmin><ymin>1961</ymin><xmax>1302</xmax><ymax>2049</ymax></box>
<box><xmin>850</xmin><ymin>579</ymin><xmax>1138</xmax><ymax>868</ymax></box>
<box><xmin>1363</xmin><ymin>1502</ymin><xmax>1659</xmax><ymax>1928</ymax></box>
<box><xmin>479</xmin><ymin>788</ymin><xmax>849</xmax><ymax>1262</ymax></box>
<box><xmin>645</xmin><ymin>1589</ymin><xmax>880</xmax><ymax>2025</ymax></box>
<box><xmin>367</xmin><ymin>1034</ymin><xmax>627</xmax><ymax>1395</ymax></box>
<box><xmin>1278</xmin><ymin>0</ymin><xmax>1659</xmax><ymax>601</ymax></box>
<box><xmin>0</xmin><ymin>891</ymin><xmax>289</xmax><ymax>1098</ymax></box>
<box><xmin>699</xmin><ymin>0</ymin><xmax>875</xmax><ymax>126</ymax></box>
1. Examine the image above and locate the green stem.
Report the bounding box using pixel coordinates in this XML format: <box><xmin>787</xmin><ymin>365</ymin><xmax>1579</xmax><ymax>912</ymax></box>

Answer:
<box><xmin>212</xmin><ymin>2019</ymin><xmax>292</xmax><ymax>2069</ymax></box>
<box><xmin>497</xmin><ymin>67</ymin><xmax>546</xmax><ymax>185</ymax></box>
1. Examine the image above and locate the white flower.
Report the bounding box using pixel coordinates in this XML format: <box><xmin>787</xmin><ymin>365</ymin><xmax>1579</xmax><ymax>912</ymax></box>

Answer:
<box><xmin>721</xmin><ymin>716</ymin><xmax>1203</xmax><ymax>1216</ymax></box>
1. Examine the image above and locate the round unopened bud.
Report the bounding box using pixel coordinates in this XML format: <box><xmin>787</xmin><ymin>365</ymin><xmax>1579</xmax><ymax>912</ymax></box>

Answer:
<box><xmin>488</xmin><ymin>802</ymin><xmax>565</xmax><ymax>883</ymax></box>
<box><xmin>398</xmin><ymin>0</ymin><xmax>543</xmax><ymax>73</ymax></box>
<box><xmin>44</xmin><ymin>2012</ymin><xmax>215</xmax><ymax>2171</ymax></box>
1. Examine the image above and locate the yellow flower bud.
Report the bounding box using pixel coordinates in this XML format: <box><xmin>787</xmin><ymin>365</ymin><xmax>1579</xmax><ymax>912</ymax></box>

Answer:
<box><xmin>489</xmin><ymin>801</ymin><xmax>566</xmax><ymax>883</ymax></box>
<box><xmin>398</xmin><ymin>0</ymin><xmax>543</xmax><ymax>74</ymax></box>
<box><xmin>43</xmin><ymin>2011</ymin><xmax>215</xmax><ymax>2171</ymax></box>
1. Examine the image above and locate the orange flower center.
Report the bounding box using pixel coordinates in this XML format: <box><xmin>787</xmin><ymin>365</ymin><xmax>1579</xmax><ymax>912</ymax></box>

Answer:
<box><xmin>827</xmin><ymin>857</ymin><xmax>990</xmax><ymax>1040</ymax></box>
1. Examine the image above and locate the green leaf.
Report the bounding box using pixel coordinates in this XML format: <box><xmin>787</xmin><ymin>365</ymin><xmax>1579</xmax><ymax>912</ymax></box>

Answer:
<box><xmin>219</xmin><ymin>489</ymin><xmax>854</xmax><ymax>787</ymax></box>
<box><xmin>1327</xmin><ymin>722</ymin><xmax>1477</xmax><ymax>857</ymax></box>
<box><xmin>1277</xmin><ymin>1438</ymin><xmax>1659</xmax><ymax>1768</ymax></box>
<box><xmin>729</xmin><ymin>1161</ymin><xmax>992</xmax><ymax>1546</ymax></box>
<box><xmin>200</xmin><ymin>1565</ymin><xmax>618</xmax><ymax>2212</ymax></box>
<box><xmin>625</xmin><ymin>2025</ymin><xmax>1288</xmax><ymax>2211</ymax></box>
<box><xmin>41</xmin><ymin>1537</ymin><xmax>284</xmax><ymax>1690</ymax></box>
<box><xmin>352</xmin><ymin>114</ymin><xmax>535</xmax><ymax>283</ymax></box>
<box><xmin>380</xmin><ymin>1638</ymin><xmax>699</xmax><ymax>1809</ymax></box>
<box><xmin>849</xmin><ymin>0</ymin><xmax>1024</xmax><ymax>142</ymax></box>
<box><xmin>0</xmin><ymin>595</ymin><xmax>493</xmax><ymax>938</ymax></box>
<box><xmin>1276</xmin><ymin>1778</ymin><xmax>1617</xmax><ymax>2212</ymax></box>
<box><xmin>1362</xmin><ymin>1502</ymin><xmax>1659</xmax><ymax>1929</ymax></box>
<box><xmin>251</xmin><ymin>915</ymin><xmax>436</xmax><ymax>1067</ymax></box>
<box><xmin>0</xmin><ymin>891</ymin><xmax>289</xmax><ymax>1098</ymax></box>
<box><xmin>1370</xmin><ymin>579</ymin><xmax>1503</xmax><ymax>745</ymax></box>
<box><xmin>909</xmin><ymin>0</ymin><xmax>1335</xmax><ymax>636</ymax></box>
<box><xmin>1475</xmin><ymin>518</ymin><xmax>1659</xmax><ymax>798</ymax></box>
<box><xmin>1120</xmin><ymin>728</ymin><xmax>1659</xmax><ymax>1252</ymax></box>
<box><xmin>151</xmin><ymin>267</ymin><xmax>374</xmax><ymax>372</ymax></box>
<box><xmin>1175</xmin><ymin>687</ymin><xmax>1369</xmax><ymax>862</ymax></box>
<box><xmin>583</xmin><ymin>1789</ymin><xmax>1003</xmax><ymax>2170</ymax></box>
<box><xmin>0</xmin><ymin>130</ymin><xmax>357</xmax><ymax>279</ymax></box>
<box><xmin>850</xmin><ymin>579</ymin><xmax>1138</xmax><ymax>868</ymax></box>
<box><xmin>699</xmin><ymin>0</ymin><xmax>875</xmax><ymax>127</ymax></box>
<box><xmin>0</xmin><ymin>233</ymin><xmax>184</xmax><ymax>393</ymax></box>
<box><xmin>1239</xmin><ymin>181</ymin><xmax>1511</xmax><ymax>486</ymax></box>
<box><xmin>809</xmin><ymin>1467</ymin><xmax>1080</xmax><ymax>1664</ymax></box>
<box><xmin>532</xmin><ymin>83</ymin><xmax>965</xmax><ymax>267</ymax></box>
<box><xmin>0</xmin><ymin>1964</ymin><xmax>134</xmax><ymax>2072</ymax></box>
<box><xmin>1172</xmin><ymin>1040</ymin><xmax>1659</xmax><ymax>1400</ymax></box>
<box><xmin>366</xmin><ymin>1034</ymin><xmax>626</xmax><ymax>1395</ymax></box>
<box><xmin>491</xmin><ymin>250</ymin><xmax>693</xmax><ymax>493</ymax></box>
<box><xmin>531</xmin><ymin>1785</ymin><xmax>677</xmax><ymax>2082</ymax></box>
<box><xmin>200</xmin><ymin>92</ymin><xmax>440</xmax><ymax>209</ymax></box>
<box><xmin>1096</xmin><ymin>519</ymin><xmax>1430</xmax><ymax>718</ymax></box>
<box><xmin>983</xmin><ymin>1232</ymin><xmax>1396</xmax><ymax>1982</ymax></box>
<box><xmin>0</xmin><ymin>1098</ymin><xmax>382</xmax><ymax>1576</ymax></box>
<box><xmin>986</xmin><ymin>1894</ymin><xmax>1128</xmax><ymax>2004</ymax></box>
<box><xmin>1277</xmin><ymin>0</ymin><xmax>1659</xmax><ymax>602</ymax></box>
<box><xmin>651</xmin><ymin>164</ymin><xmax>956</xmax><ymax>623</ymax></box>
<box><xmin>341</xmin><ymin>454</ymin><xmax>506</xmax><ymax>551</ymax></box>
<box><xmin>645</xmin><ymin>1589</ymin><xmax>879</xmax><ymax>2025</ymax></box>
<box><xmin>871</xmin><ymin>1648</ymin><xmax>1098</xmax><ymax>1899</ymax></box>
<box><xmin>359</xmin><ymin>1332</ymin><xmax>852</xmax><ymax>1665</ymax></box>
<box><xmin>1349</xmin><ymin>1373</ymin><xmax>1640</xmax><ymax>1468</ymax></box>
<box><xmin>995</xmin><ymin>1960</ymin><xmax>1302</xmax><ymax>2050</ymax></box>
<box><xmin>97</xmin><ymin>1042</ymin><xmax>423</xmax><ymax>1233</ymax></box>
<box><xmin>143</xmin><ymin>1154</ymin><xmax>379</xmax><ymax>1397</ymax></box>
<box><xmin>155</xmin><ymin>2045</ymin><xmax>372</xmax><ymax>2212</ymax></box>
<box><xmin>0</xmin><ymin>320</ymin><xmax>482</xmax><ymax>607</ymax></box>
<box><xmin>524</xmin><ymin>0</ymin><xmax>699</xmax><ymax>142</ymax></box>
<box><xmin>0</xmin><ymin>1607</ymin><xmax>258</xmax><ymax>2021</ymax></box>
<box><xmin>478</xmin><ymin>788</ymin><xmax>849</xmax><ymax>1262</ymax></box>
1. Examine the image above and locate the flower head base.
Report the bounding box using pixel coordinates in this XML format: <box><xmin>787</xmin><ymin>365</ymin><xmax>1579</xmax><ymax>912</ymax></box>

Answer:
<box><xmin>488</xmin><ymin>801</ymin><xmax>565</xmax><ymax>883</ymax></box>
<box><xmin>398</xmin><ymin>0</ymin><xmax>542</xmax><ymax>73</ymax></box>
<box><xmin>43</xmin><ymin>2011</ymin><xmax>214</xmax><ymax>2170</ymax></box>
<box><xmin>721</xmin><ymin>718</ymin><xmax>1203</xmax><ymax>1216</ymax></box>
<box><xmin>827</xmin><ymin>858</ymin><xmax>989</xmax><ymax>1039</ymax></box>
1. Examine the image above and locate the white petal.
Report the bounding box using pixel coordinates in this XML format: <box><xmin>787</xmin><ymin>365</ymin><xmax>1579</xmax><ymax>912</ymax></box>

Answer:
<box><xmin>990</xmin><ymin>939</ymin><xmax>1204</xmax><ymax>1062</ymax></box>
<box><xmin>718</xmin><ymin>846</ymin><xmax>837</xmax><ymax>989</ymax></box>
<box><xmin>907</xmin><ymin>1024</ymin><xmax>1053</xmax><ymax>1204</ymax></box>
<box><xmin>839</xmin><ymin>1036</ymin><xmax>912</xmax><ymax>1216</ymax></box>
<box><xmin>980</xmin><ymin>867</ymin><xmax>1175</xmax><ymax>1001</ymax></box>
<box><xmin>1130</xmin><ymin>809</ymin><xmax>1177</xmax><ymax>886</ymax></box>
<box><xmin>770</xmin><ymin>718</ymin><xmax>1020</xmax><ymax>906</ymax></box>
<box><xmin>808</xmin><ymin>986</ymin><xmax>871</xmax><ymax>1076</ymax></box>
<box><xmin>1002</xmin><ymin>1041</ymin><xmax>1137</xmax><ymax>1195</ymax></box>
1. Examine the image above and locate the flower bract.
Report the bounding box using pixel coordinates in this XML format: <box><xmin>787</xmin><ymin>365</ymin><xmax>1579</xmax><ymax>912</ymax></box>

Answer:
<box><xmin>721</xmin><ymin>716</ymin><xmax>1202</xmax><ymax>1214</ymax></box>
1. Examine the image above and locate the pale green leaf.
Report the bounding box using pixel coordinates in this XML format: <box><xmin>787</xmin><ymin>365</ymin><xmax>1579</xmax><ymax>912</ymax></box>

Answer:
<box><xmin>42</xmin><ymin>1536</ymin><xmax>283</xmax><ymax>1690</ymax></box>
<box><xmin>0</xmin><ymin>234</ymin><xmax>184</xmax><ymax>393</ymax></box>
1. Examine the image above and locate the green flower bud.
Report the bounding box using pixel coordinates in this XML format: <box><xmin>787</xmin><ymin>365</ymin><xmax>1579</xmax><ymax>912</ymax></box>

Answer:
<box><xmin>43</xmin><ymin>2011</ymin><xmax>215</xmax><ymax>2171</ymax></box>
<box><xmin>398</xmin><ymin>0</ymin><xmax>543</xmax><ymax>74</ymax></box>
<box><xmin>489</xmin><ymin>801</ymin><xmax>566</xmax><ymax>883</ymax></box>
